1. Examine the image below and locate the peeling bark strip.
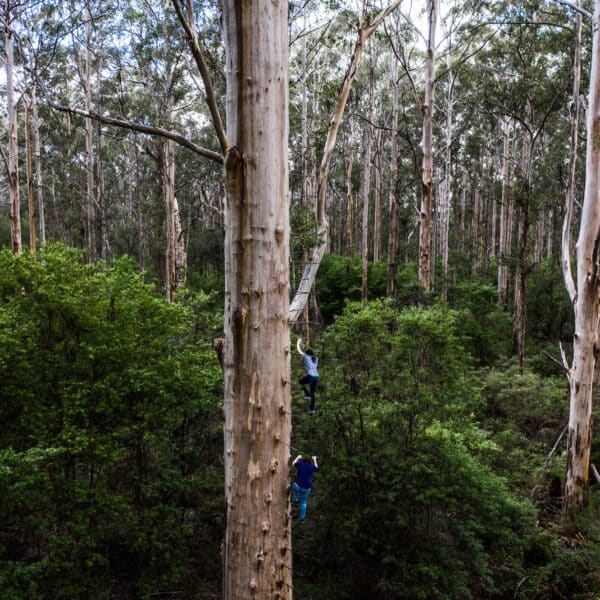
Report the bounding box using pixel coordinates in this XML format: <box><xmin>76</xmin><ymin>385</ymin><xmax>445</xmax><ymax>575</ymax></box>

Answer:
<box><xmin>563</xmin><ymin>0</ymin><xmax>600</xmax><ymax>518</ymax></box>
<box><xmin>222</xmin><ymin>2</ymin><xmax>292</xmax><ymax>598</ymax></box>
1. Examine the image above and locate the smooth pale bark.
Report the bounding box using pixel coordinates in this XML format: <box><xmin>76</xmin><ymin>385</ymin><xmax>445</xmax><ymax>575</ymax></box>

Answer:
<box><xmin>174</xmin><ymin>197</ymin><xmax>187</xmax><ymax>287</ymax></box>
<box><xmin>361</xmin><ymin>43</ymin><xmax>377</xmax><ymax>303</ymax></box>
<box><xmin>5</xmin><ymin>8</ymin><xmax>21</xmax><ymax>254</ymax></box>
<box><xmin>471</xmin><ymin>172</ymin><xmax>480</xmax><ymax>280</ymax></box>
<box><xmin>165</xmin><ymin>139</ymin><xmax>176</xmax><ymax>303</ymax></box>
<box><xmin>373</xmin><ymin>132</ymin><xmax>382</xmax><ymax>262</ymax></box>
<box><xmin>498</xmin><ymin>118</ymin><xmax>511</xmax><ymax>304</ymax></box>
<box><xmin>345</xmin><ymin>149</ymin><xmax>355</xmax><ymax>254</ymax></box>
<box><xmin>562</xmin><ymin>0</ymin><xmax>582</xmax><ymax>305</ymax></box>
<box><xmin>84</xmin><ymin>1</ymin><xmax>96</xmax><ymax>263</ymax></box>
<box><xmin>562</xmin><ymin>0</ymin><xmax>598</xmax><ymax>518</ymax></box>
<box><xmin>440</xmin><ymin>48</ymin><xmax>453</xmax><ymax>301</ymax></box>
<box><xmin>386</xmin><ymin>44</ymin><xmax>400</xmax><ymax>297</ymax></box>
<box><xmin>418</xmin><ymin>0</ymin><xmax>437</xmax><ymax>292</ymax></box>
<box><xmin>289</xmin><ymin>0</ymin><xmax>403</xmax><ymax>323</ymax></box>
<box><xmin>25</xmin><ymin>100</ymin><xmax>36</xmax><ymax>252</ymax></box>
<box><xmin>31</xmin><ymin>84</ymin><xmax>45</xmax><ymax>245</ymax></box>
<box><xmin>222</xmin><ymin>2</ymin><xmax>292</xmax><ymax>598</ymax></box>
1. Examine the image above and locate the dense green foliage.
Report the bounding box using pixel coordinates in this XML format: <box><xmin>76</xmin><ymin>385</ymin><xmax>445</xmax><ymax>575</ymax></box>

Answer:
<box><xmin>0</xmin><ymin>246</ymin><xmax>223</xmax><ymax>598</ymax></box>
<box><xmin>2</xmin><ymin>247</ymin><xmax>599</xmax><ymax>599</ymax></box>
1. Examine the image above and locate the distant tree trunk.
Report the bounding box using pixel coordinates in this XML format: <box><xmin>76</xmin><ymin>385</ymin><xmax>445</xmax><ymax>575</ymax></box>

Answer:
<box><xmin>84</xmin><ymin>0</ymin><xmax>96</xmax><ymax>263</ymax></box>
<box><xmin>373</xmin><ymin>130</ymin><xmax>382</xmax><ymax>262</ymax></box>
<box><xmin>221</xmin><ymin>2</ymin><xmax>292</xmax><ymax>597</ymax></box>
<box><xmin>5</xmin><ymin>5</ymin><xmax>21</xmax><ymax>255</ymax></box>
<box><xmin>25</xmin><ymin>99</ymin><xmax>36</xmax><ymax>252</ymax></box>
<box><xmin>386</xmin><ymin>43</ymin><xmax>400</xmax><ymax>297</ymax></box>
<box><xmin>513</xmin><ymin>120</ymin><xmax>532</xmax><ymax>370</ymax></box>
<box><xmin>498</xmin><ymin>118</ymin><xmax>511</xmax><ymax>304</ymax></box>
<box><xmin>174</xmin><ymin>197</ymin><xmax>187</xmax><ymax>287</ymax></box>
<box><xmin>361</xmin><ymin>43</ymin><xmax>377</xmax><ymax>303</ymax></box>
<box><xmin>441</xmin><ymin>47</ymin><xmax>453</xmax><ymax>301</ymax></box>
<box><xmin>472</xmin><ymin>172</ymin><xmax>481</xmax><ymax>280</ymax></box>
<box><xmin>418</xmin><ymin>0</ymin><xmax>437</xmax><ymax>292</ymax></box>
<box><xmin>165</xmin><ymin>139</ymin><xmax>176</xmax><ymax>302</ymax></box>
<box><xmin>346</xmin><ymin>149</ymin><xmax>355</xmax><ymax>255</ymax></box>
<box><xmin>32</xmin><ymin>83</ymin><xmax>45</xmax><ymax>245</ymax></box>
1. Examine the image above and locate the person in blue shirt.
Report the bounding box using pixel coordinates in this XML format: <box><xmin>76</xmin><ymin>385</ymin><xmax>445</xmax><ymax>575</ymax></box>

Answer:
<box><xmin>292</xmin><ymin>454</ymin><xmax>319</xmax><ymax>523</ymax></box>
<box><xmin>297</xmin><ymin>337</ymin><xmax>319</xmax><ymax>413</ymax></box>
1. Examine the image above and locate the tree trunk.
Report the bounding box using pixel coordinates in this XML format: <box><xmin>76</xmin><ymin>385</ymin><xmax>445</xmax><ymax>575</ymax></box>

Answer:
<box><xmin>165</xmin><ymin>139</ymin><xmax>177</xmax><ymax>302</ymax></box>
<box><xmin>361</xmin><ymin>42</ymin><xmax>377</xmax><ymax>303</ymax></box>
<box><xmin>563</xmin><ymin>0</ymin><xmax>596</xmax><ymax>519</ymax></box>
<box><xmin>498</xmin><ymin>118</ymin><xmax>511</xmax><ymax>304</ymax></box>
<box><xmin>221</xmin><ymin>2</ymin><xmax>292</xmax><ymax>597</ymax></box>
<box><xmin>386</xmin><ymin>58</ymin><xmax>400</xmax><ymax>296</ymax></box>
<box><xmin>31</xmin><ymin>83</ymin><xmax>45</xmax><ymax>245</ymax></box>
<box><xmin>25</xmin><ymin>99</ymin><xmax>36</xmax><ymax>252</ymax></box>
<box><xmin>441</xmin><ymin>47</ymin><xmax>453</xmax><ymax>301</ymax></box>
<box><xmin>373</xmin><ymin>130</ymin><xmax>382</xmax><ymax>262</ymax></box>
<box><xmin>5</xmin><ymin>7</ymin><xmax>21</xmax><ymax>255</ymax></box>
<box><xmin>85</xmin><ymin>0</ymin><xmax>96</xmax><ymax>263</ymax></box>
<box><xmin>471</xmin><ymin>171</ymin><xmax>480</xmax><ymax>281</ymax></box>
<box><xmin>418</xmin><ymin>0</ymin><xmax>437</xmax><ymax>292</ymax></box>
<box><xmin>345</xmin><ymin>149</ymin><xmax>355</xmax><ymax>255</ymax></box>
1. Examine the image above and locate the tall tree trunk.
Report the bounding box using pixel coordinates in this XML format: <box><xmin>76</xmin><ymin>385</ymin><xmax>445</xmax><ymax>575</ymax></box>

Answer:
<box><xmin>5</xmin><ymin>6</ymin><xmax>21</xmax><ymax>254</ymax></box>
<box><xmin>345</xmin><ymin>149</ymin><xmax>355</xmax><ymax>255</ymax></box>
<box><xmin>32</xmin><ymin>83</ymin><xmax>45</xmax><ymax>245</ymax></box>
<box><xmin>361</xmin><ymin>42</ymin><xmax>377</xmax><ymax>303</ymax></box>
<box><xmin>85</xmin><ymin>0</ymin><xmax>96</xmax><ymax>263</ymax></box>
<box><xmin>386</xmin><ymin>26</ymin><xmax>400</xmax><ymax>297</ymax></box>
<box><xmin>418</xmin><ymin>0</ymin><xmax>437</xmax><ymax>292</ymax></box>
<box><xmin>25</xmin><ymin>99</ymin><xmax>36</xmax><ymax>252</ymax></box>
<box><xmin>562</xmin><ymin>0</ymin><xmax>595</xmax><ymax>519</ymax></box>
<box><xmin>514</xmin><ymin>121</ymin><xmax>532</xmax><ymax>370</ymax></box>
<box><xmin>441</xmin><ymin>48</ymin><xmax>453</xmax><ymax>301</ymax></box>
<box><xmin>373</xmin><ymin>132</ymin><xmax>382</xmax><ymax>262</ymax></box>
<box><xmin>498</xmin><ymin>118</ymin><xmax>511</xmax><ymax>304</ymax></box>
<box><xmin>165</xmin><ymin>139</ymin><xmax>176</xmax><ymax>302</ymax></box>
<box><xmin>174</xmin><ymin>197</ymin><xmax>187</xmax><ymax>287</ymax></box>
<box><xmin>471</xmin><ymin>171</ymin><xmax>480</xmax><ymax>281</ymax></box>
<box><xmin>221</xmin><ymin>2</ymin><xmax>292</xmax><ymax>597</ymax></box>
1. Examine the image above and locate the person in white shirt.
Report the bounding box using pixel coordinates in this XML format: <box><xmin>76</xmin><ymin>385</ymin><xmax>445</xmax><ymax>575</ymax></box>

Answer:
<box><xmin>297</xmin><ymin>338</ymin><xmax>319</xmax><ymax>414</ymax></box>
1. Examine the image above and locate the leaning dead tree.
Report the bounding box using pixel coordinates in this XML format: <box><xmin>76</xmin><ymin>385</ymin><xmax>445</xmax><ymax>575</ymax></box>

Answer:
<box><xmin>288</xmin><ymin>0</ymin><xmax>404</xmax><ymax>323</ymax></box>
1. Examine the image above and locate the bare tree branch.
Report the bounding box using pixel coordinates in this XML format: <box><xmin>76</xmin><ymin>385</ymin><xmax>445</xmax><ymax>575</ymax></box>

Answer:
<box><xmin>46</xmin><ymin>100</ymin><xmax>223</xmax><ymax>164</ymax></box>
<box><xmin>552</xmin><ymin>0</ymin><xmax>592</xmax><ymax>20</ymax></box>
<box><xmin>171</xmin><ymin>0</ymin><xmax>228</xmax><ymax>154</ymax></box>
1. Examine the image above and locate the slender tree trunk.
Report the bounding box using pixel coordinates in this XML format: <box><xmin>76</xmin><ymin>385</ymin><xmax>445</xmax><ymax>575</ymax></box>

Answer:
<box><xmin>222</xmin><ymin>2</ymin><xmax>292</xmax><ymax>597</ymax></box>
<box><xmin>386</xmin><ymin>41</ymin><xmax>400</xmax><ymax>297</ymax></box>
<box><xmin>165</xmin><ymin>139</ymin><xmax>176</xmax><ymax>302</ymax></box>
<box><xmin>471</xmin><ymin>171</ymin><xmax>480</xmax><ymax>281</ymax></box>
<box><xmin>441</xmin><ymin>53</ymin><xmax>453</xmax><ymax>301</ymax></box>
<box><xmin>498</xmin><ymin>118</ymin><xmax>511</xmax><ymax>304</ymax></box>
<box><xmin>32</xmin><ymin>83</ymin><xmax>45</xmax><ymax>245</ymax></box>
<box><xmin>346</xmin><ymin>149</ymin><xmax>355</xmax><ymax>255</ymax></box>
<box><xmin>174</xmin><ymin>197</ymin><xmax>187</xmax><ymax>287</ymax></box>
<box><xmin>85</xmin><ymin>1</ymin><xmax>96</xmax><ymax>263</ymax></box>
<box><xmin>25</xmin><ymin>99</ymin><xmax>36</xmax><ymax>252</ymax></box>
<box><xmin>418</xmin><ymin>0</ymin><xmax>437</xmax><ymax>292</ymax></box>
<box><xmin>373</xmin><ymin>131</ymin><xmax>382</xmax><ymax>262</ymax></box>
<box><xmin>514</xmin><ymin>121</ymin><xmax>532</xmax><ymax>370</ymax></box>
<box><xmin>5</xmin><ymin>7</ymin><xmax>21</xmax><ymax>254</ymax></box>
<box><xmin>361</xmin><ymin>42</ymin><xmax>376</xmax><ymax>303</ymax></box>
